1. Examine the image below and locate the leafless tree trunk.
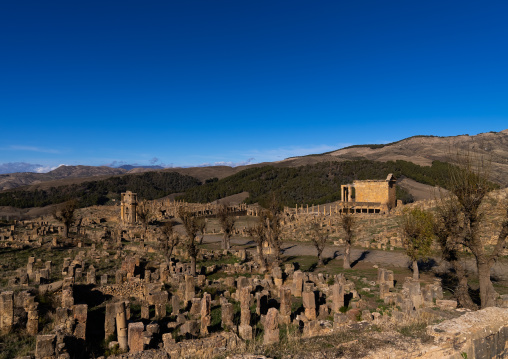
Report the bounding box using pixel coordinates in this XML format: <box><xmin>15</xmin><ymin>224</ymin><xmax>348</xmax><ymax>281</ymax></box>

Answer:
<box><xmin>340</xmin><ymin>207</ymin><xmax>355</xmax><ymax>269</ymax></box>
<box><xmin>310</xmin><ymin>217</ymin><xmax>328</xmax><ymax>266</ymax></box>
<box><xmin>247</xmin><ymin>224</ymin><xmax>267</xmax><ymax>271</ymax></box>
<box><xmin>53</xmin><ymin>200</ymin><xmax>77</xmax><ymax>239</ymax></box>
<box><xmin>217</xmin><ymin>204</ymin><xmax>235</xmax><ymax>250</ymax></box>
<box><xmin>439</xmin><ymin>151</ymin><xmax>508</xmax><ymax>308</ymax></box>
<box><xmin>178</xmin><ymin>207</ymin><xmax>201</xmax><ymax>276</ymax></box>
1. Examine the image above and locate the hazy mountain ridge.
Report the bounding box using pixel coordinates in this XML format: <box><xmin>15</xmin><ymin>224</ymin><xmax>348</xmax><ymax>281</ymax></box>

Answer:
<box><xmin>0</xmin><ymin>165</ymin><xmax>126</xmax><ymax>191</ymax></box>
<box><xmin>1</xmin><ymin>129</ymin><xmax>507</xmax><ymax>192</ymax></box>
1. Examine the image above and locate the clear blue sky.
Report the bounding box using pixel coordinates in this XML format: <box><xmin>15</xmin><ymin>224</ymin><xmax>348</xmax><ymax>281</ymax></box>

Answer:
<box><xmin>1</xmin><ymin>1</ymin><xmax>507</xmax><ymax>172</ymax></box>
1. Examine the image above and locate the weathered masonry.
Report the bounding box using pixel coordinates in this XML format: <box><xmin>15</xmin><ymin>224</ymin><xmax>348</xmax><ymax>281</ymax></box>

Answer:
<box><xmin>120</xmin><ymin>191</ymin><xmax>138</xmax><ymax>224</ymax></box>
<box><xmin>340</xmin><ymin>174</ymin><xmax>397</xmax><ymax>213</ymax></box>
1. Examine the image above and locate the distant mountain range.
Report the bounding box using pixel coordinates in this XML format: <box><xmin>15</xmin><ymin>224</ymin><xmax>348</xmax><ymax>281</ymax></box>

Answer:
<box><xmin>1</xmin><ymin>129</ymin><xmax>507</xmax><ymax>193</ymax></box>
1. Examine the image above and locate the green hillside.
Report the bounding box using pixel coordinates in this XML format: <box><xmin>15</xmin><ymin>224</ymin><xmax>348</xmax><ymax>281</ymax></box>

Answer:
<box><xmin>0</xmin><ymin>171</ymin><xmax>201</xmax><ymax>208</ymax></box>
<box><xmin>180</xmin><ymin>160</ymin><xmax>452</xmax><ymax>207</ymax></box>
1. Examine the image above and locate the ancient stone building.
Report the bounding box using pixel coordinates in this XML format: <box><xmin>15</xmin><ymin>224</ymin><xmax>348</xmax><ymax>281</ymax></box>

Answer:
<box><xmin>120</xmin><ymin>191</ymin><xmax>138</xmax><ymax>224</ymax></box>
<box><xmin>340</xmin><ymin>173</ymin><xmax>397</xmax><ymax>213</ymax></box>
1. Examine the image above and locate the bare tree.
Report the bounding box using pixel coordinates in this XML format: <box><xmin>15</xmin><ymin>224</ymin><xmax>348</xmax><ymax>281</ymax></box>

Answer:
<box><xmin>259</xmin><ymin>195</ymin><xmax>284</xmax><ymax>265</ymax></box>
<box><xmin>217</xmin><ymin>204</ymin><xmax>236</xmax><ymax>249</ymax></box>
<box><xmin>440</xmin><ymin>151</ymin><xmax>508</xmax><ymax>308</ymax></box>
<box><xmin>53</xmin><ymin>200</ymin><xmax>77</xmax><ymax>238</ymax></box>
<box><xmin>178</xmin><ymin>207</ymin><xmax>200</xmax><ymax>276</ymax></box>
<box><xmin>159</xmin><ymin>220</ymin><xmax>180</xmax><ymax>264</ymax></box>
<box><xmin>309</xmin><ymin>216</ymin><xmax>329</xmax><ymax>266</ymax></box>
<box><xmin>434</xmin><ymin>195</ymin><xmax>477</xmax><ymax>309</ymax></box>
<box><xmin>401</xmin><ymin>207</ymin><xmax>434</xmax><ymax>279</ymax></box>
<box><xmin>137</xmin><ymin>200</ymin><xmax>153</xmax><ymax>236</ymax></box>
<box><xmin>247</xmin><ymin>223</ymin><xmax>268</xmax><ymax>271</ymax></box>
<box><xmin>339</xmin><ymin>206</ymin><xmax>356</xmax><ymax>269</ymax></box>
<box><xmin>197</xmin><ymin>218</ymin><xmax>206</xmax><ymax>245</ymax></box>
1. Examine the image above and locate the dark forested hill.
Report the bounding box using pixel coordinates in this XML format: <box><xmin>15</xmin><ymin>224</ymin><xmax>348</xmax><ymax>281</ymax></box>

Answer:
<box><xmin>180</xmin><ymin>160</ymin><xmax>453</xmax><ymax>207</ymax></box>
<box><xmin>0</xmin><ymin>171</ymin><xmax>201</xmax><ymax>208</ymax></box>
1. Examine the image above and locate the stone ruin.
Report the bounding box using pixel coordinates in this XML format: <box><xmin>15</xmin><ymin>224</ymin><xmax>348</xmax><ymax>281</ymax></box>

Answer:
<box><xmin>1</xmin><ymin>197</ymin><xmax>508</xmax><ymax>359</ymax></box>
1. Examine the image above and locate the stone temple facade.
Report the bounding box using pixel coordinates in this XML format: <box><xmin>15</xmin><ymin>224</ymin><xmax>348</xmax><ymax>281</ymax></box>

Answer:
<box><xmin>340</xmin><ymin>174</ymin><xmax>397</xmax><ymax>213</ymax></box>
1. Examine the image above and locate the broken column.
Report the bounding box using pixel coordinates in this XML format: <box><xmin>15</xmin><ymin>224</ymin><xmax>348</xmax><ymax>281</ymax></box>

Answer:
<box><xmin>61</xmin><ymin>279</ymin><xmax>74</xmax><ymax>309</ymax></box>
<box><xmin>200</xmin><ymin>292</ymin><xmax>211</xmax><ymax>336</ymax></box>
<box><xmin>73</xmin><ymin>304</ymin><xmax>88</xmax><ymax>340</ymax></box>
<box><xmin>279</xmin><ymin>287</ymin><xmax>292</xmax><ymax>324</ymax></box>
<box><xmin>264</xmin><ymin>308</ymin><xmax>279</xmax><ymax>345</ymax></box>
<box><xmin>185</xmin><ymin>275</ymin><xmax>195</xmax><ymax>303</ymax></box>
<box><xmin>272</xmin><ymin>266</ymin><xmax>283</xmax><ymax>287</ymax></box>
<box><xmin>0</xmin><ymin>291</ymin><xmax>14</xmax><ymax>334</ymax></box>
<box><xmin>172</xmin><ymin>294</ymin><xmax>180</xmax><ymax>315</ymax></box>
<box><xmin>87</xmin><ymin>266</ymin><xmax>96</xmax><ymax>285</ymax></box>
<box><xmin>238</xmin><ymin>287</ymin><xmax>253</xmax><ymax>340</ymax></box>
<box><xmin>331</xmin><ymin>283</ymin><xmax>344</xmax><ymax>313</ymax></box>
<box><xmin>116</xmin><ymin>302</ymin><xmax>128</xmax><ymax>351</ymax></box>
<box><xmin>293</xmin><ymin>271</ymin><xmax>304</xmax><ymax>297</ymax></box>
<box><xmin>303</xmin><ymin>290</ymin><xmax>317</xmax><ymax>320</ymax></box>
<box><xmin>221</xmin><ymin>301</ymin><xmax>234</xmax><ymax>329</ymax></box>
<box><xmin>105</xmin><ymin>302</ymin><xmax>116</xmax><ymax>340</ymax></box>
<box><xmin>26</xmin><ymin>302</ymin><xmax>39</xmax><ymax>335</ymax></box>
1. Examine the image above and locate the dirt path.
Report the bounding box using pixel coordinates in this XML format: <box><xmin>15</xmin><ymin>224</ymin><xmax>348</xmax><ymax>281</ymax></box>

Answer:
<box><xmin>202</xmin><ymin>235</ymin><xmax>508</xmax><ymax>280</ymax></box>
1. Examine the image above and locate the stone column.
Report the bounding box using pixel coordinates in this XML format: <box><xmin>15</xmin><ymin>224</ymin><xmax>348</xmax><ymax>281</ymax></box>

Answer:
<box><xmin>200</xmin><ymin>293</ymin><xmax>211</xmax><ymax>336</ymax></box>
<box><xmin>0</xmin><ymin>291</ymin><xmax>14</xmax><ymax>334</ymax></box>
<box><xmin>105</xmin><ymin>302</ymin><xmax>116</xmax><ymax>340</ymax></box>
<box><xmin>87</xmin><ymin>266</ymin><xmax>96</xmax><ymax>285</ymax></box>
<box><xmin>238</xmin><ymin>287</ymin><xmax>252</xmax><ymax>340</ymax></box>
<box><xmin>73</xmin><ymin>304</ymin><xmax>88</xmax><ymax>340</ymax></box>
<box><xmin>272</xmin><ymin>267</ymin><xmax>283</xmax><ymax>288</ymax></box>
<box><xmin>141</xmin><ymin>303</ymin><xmax>150</xmax><ymax>320</ymax></box>
<box><xmin>303</xmin><ymin>290</ymin><xmax>317</xmax><ymax>320</ymax></box>
<box><xmin>185</xmin><ymin>275</ymin><xmax>195</xmax><ymax>303</ymax></box>
<box><xmin>279</xmin><ymin>287</ymin><xmax>292</xmax><ymax>324</ymax></box>
<box><xmin>221</xmin><ymin>302</ymin><xmax>234</xmax><ymax>329</ymax></box>
<box><xmin>293</xmin><ymin>271</ymin><xmax>304</xmax><ymax>297</ymax></box>
<box><xmin>331</xmin><ymin>283</ymin><xmax>344</xmax><ymax>313</ymax></box>
<box><xmin>27</xmin><ymin>303</ymin><xmax>39</xmax><ymax>335</ymax></box>
<box><xmin>116</xmin><ymin>302</ymin><xmax>128</xmax><ymax>351</ymax></box>
<box><xmin>264</xmin><ymin>308</ymin><xmax>279</xmax><ymax>345</ymax></box>
<box><xmin>172</xmin><ymin>294</ymin><xmax>180</xmax><ymax>315</ymax></box>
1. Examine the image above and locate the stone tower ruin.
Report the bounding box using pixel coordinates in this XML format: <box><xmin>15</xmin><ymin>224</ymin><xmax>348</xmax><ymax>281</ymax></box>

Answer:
<box><xmin>120</xmin><ymin>191</ymin><xmax>138</xmax><ymax>224</ymax></box>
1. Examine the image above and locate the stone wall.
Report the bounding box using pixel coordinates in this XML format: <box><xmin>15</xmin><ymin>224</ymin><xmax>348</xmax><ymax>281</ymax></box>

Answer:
<box><xmin>354</xmin><ymin>181</ymin><xmax>392</xmax><ymax>207</ymax></box>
